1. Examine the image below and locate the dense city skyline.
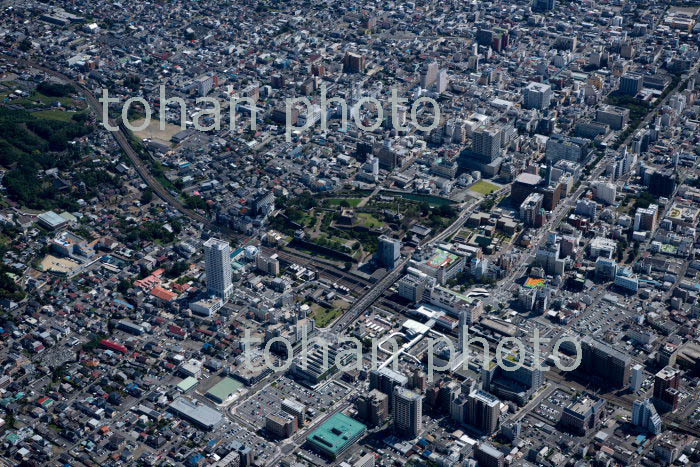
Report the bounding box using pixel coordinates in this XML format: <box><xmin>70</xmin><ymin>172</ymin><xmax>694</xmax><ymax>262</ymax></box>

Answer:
<box><xmin>0</xmin><ymin>0</ymin><xmax>699</xmax><ymax>466</ymax></box>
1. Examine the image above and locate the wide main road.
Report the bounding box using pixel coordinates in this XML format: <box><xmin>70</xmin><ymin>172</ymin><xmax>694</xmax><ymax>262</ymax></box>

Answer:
<box><xmin>4</xmin><ymin>55</ymin><xmax>212</xmax><ymax>228</ymax></box>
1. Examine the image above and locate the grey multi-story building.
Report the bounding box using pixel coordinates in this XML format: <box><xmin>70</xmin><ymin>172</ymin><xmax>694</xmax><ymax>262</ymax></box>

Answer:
<box><xmin>560</xmin><ymin>394</ymin><xmax>605</xmax><ymax>435</ymax></box>
<box><xmin>472</xmin><ymin>125</ymin><xmax>503</xmax><ymax>162</ymax></box>
<box><xmin>523</xmin><ymin>82</ymin><xmax>553</xmax><ymax>110</ymax></box>
<box><xmin>545</xmin><ymin>134</ymin><xmax>592</xmax><ymax>163</ymax></box>
<box><xmin>535</xmin><ymin>232</ymin><xmax>565</xmax><ymax>275</ymax></box>
<box><xmin>485</xmin><ymin>355</ymin><xmax>544</xmax><ymax>405</ymax></box>
<box><xmin>475</xmin><ymin>442</ymin><xmax>505</xmax><ymax>467</ymax></box>
<box><xmin>596</xmin><ymin>105</ymin><xmax>630</xmax><ymax>130</ymax></box>
<box><xmin>449</xmin><ymin>381</ymin><xmax>500</xmax><ymax>435</ymax></box>
<box><xmin>620</xmin><ymin>73</ymin><xmax>643</xmax><ymax>96</ymax></box>
<box><xmin>281</xmin><ymin>398</ymin><xmax>307</xmax><ymax>427</ymax></box>
<box><xmin>579</xmin><ymin>336</ymin><xmax>631</xmax><ymax>388</ymax></box>
<box><xmin>575</xmin><ymin>198</ymin><xmax>598</xmax><ymax>219</ymax></box>
<box><xmin>520</xmin><ymin>192</ymin><xmax>544</xmax><ymax>227</ymax></box>
<box><xmin>398</xmin><ymin>270</ymin><xmax>431</xmax><ymax>302</ymax></box>
<box><xmin>393</xmin><ymin>387</ymin><xmax>423</xmax><ymax>438</ymax></box>
<box><xmin>355</xmin><ymin>389</ymin><xmax>389</xmax><ymax>427</ymax></box>
<box><xmin>378</xmin><ymin>235</ymin><xmax>401</xmax><ymax>269</ymax></box>
<box><xmin>370</xmin><ymin>367</ymin><xmax>408</xmax><ymax>398</ymax></box>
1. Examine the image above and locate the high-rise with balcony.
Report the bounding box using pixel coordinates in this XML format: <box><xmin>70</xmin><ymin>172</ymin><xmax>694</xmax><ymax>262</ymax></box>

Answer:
<box><xmin>466</xmin><ymin>389</ymin><xmax>501</xmax><ymax>435</ymax></box>
<box><xmin>393</xmin><ymin>387</ymin><xmax>423</xmax><ymax>438</ymax></box>
<box><xmin>420</xmin><ymin>61</ymin><xmax>439</xmax><ymax>89</ymax></box>
<box><xmin>343</xmin><ymin>51</ymin><xmax>366</xmax><ymax>74</ymax></box>
<box><xmin>653</xmin><ymin>366</ymin><xmax>680</xmax><ymax>413</ymax></box>
<box><xmin>204</xmin><ymin>238</ymin><xmax>233</xmax><ymax>300</ymax></box>
<box><xmin>472</xmin><ymin>125</ymin><xmax>502</xmax><ymax>163</ymax></box>
<box><xmin>579</xmin><ymin>336</ymin><xmax>631</xmax><ymax>388</ymax></box>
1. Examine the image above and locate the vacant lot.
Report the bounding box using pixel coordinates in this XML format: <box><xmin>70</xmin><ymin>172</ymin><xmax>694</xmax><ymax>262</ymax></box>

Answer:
<box><xmin>310</xmin><ymin>307</ymin><xmax>343</xmax><ymax>327</ymax></box>
<box><xmin>469</xmin><ymin>180</ymin><xmax>500</xmax><ymax>195</ymax></box>
<box><xmin>132</xmin><ymin>118</ymin><xmax>183</xmax><ymax>146</ymax></box>
<box><xmin>39</xmin><ymin>255</ymin><xmax>80</xmax><ymax>275</ymax></box>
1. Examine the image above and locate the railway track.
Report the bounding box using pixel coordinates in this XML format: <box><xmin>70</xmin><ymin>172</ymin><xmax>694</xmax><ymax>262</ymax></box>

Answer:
<box><xmin>269</xmin><ymin>248</ymin><xmax>370</xmax><ymax>295</ymax></box>
<box><xmin>4</xmin><ymin>55</ymin><xmax>212</xmax><ymax>227</ymax></box>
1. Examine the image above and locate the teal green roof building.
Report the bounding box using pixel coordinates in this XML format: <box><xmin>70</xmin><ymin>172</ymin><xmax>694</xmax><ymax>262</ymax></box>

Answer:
<box><xmin>307</xmin><ymin>413</ymin><xmax>367</xmax><ymax>459</ymax></box>
<box><xmin>176</xmin><ymin>376</ymin><xmax>199</xmax><ymax>393</ymax></box>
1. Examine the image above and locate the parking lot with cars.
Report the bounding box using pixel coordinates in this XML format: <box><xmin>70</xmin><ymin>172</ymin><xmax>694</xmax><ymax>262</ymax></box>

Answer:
<box><xmin>234</xmin><ymin>376</ymin><xmax>352</xmax><ymax>429</ymax></box>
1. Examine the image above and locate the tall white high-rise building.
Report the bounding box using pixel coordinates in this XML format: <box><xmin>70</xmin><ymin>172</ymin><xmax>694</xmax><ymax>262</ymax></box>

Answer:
<box><xmin>421</xmin><ymin>61</ymin><xmax>439</xmax><ymax>89</ymax></box>
<box><xmin>204</xmin><ymin>238</ymin><xmax>233</xmax><ymax>300</ymax></box>
<box><xmin>393</xmin><ymin>387</ymin><xmax>423</xmax><ymax>438</ymax></box>
<box><xmin>611</xmin><ymin>146</ymin><xmax>637</xmax><ymax>180</ymax></box>
<box><xmin>436</xmin><ymin>69</ymin><xmax>449</xmax><ymax>93</ymax></box>
<box><xmin>631</xmin><ymin>364</ymin><xmax>644</xmax><ymax>392</ymax></box>
<box><xmin>472</xmin><ymin>125</ymin><xmax>502</xmax><ymax>162</ymax></box>
<box><xmin>364</xmin><ymin>156</ymin><xmax>379</xmax><ymax>176</ymax></box>
<box><xmin>632</xmin><ymin>399</ymin><xmax>662</xmax><ymax>435</ymax></box>
<box><xmin>595</xmin><ymin>181</ymin><xmax>617</xmax><ymax>205</ymax></box>
<box><xmin>458</xmin><ymin>308</ymin><xmax>467</xmax><ymax>352</ymax></box>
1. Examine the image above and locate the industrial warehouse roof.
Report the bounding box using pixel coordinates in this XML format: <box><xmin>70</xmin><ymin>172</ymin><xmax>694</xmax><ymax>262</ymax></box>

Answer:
<box><xmin>37</xmin><ymin>210</ymin><xmax>68</xmax><ymax>228</ymax></box>
<box><xmin>176</xmin><ymin>376</ymin><xmax>199</xmax><ymax>392</ymax></box>
<box><xmin>168</xmin><ymin>397</ymin><xmax>222</xmax><ymax>429</ymax></box>
<box><xmin>205</xmin><ymin>377</ymin><xmax>243</xmax><ymax>403</ymax></box>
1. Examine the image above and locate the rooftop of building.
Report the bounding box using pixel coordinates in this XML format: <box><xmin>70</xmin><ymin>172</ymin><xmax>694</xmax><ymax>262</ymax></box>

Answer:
<box><xmin>582</xmin><ymin>335</ymin><xmax>632</xmax><ymax>364</ymax></box>
<box><xmin>566</xmin><ymin>394</ymin><xmax>603</xmax><ymax>415</ymax></box>
<box><xmin>307</xmin><ymin>413</ymin><xmax>367</xmax><ymax>456</ymax></box>
<box><xmin>176</xmin><ymin>376</ymin><xmax>199</xmax><ymax>392</ymax></box>
<box><xmin>514</xmin><ymin>173</ymin><xmax>543</xmax><ymax>186</ymax></box>
<box><xmin>394</xmin><ymin>386</ymin><xmax>422</xmax><ymax>401</ymax></box>
<box><xmin>656</xmin><ymin>366</ymin><xmax>680</xmax><ymax>379</ymax></box>
<box><xmin>205</xmin><ymin>377</ymin><xmax>244</xmax><ymax>402</ymax></box>
<box><xmin>168</xmin><ymin>397</ymin><xmax>223</xmax><ymax>427</ymax></box>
